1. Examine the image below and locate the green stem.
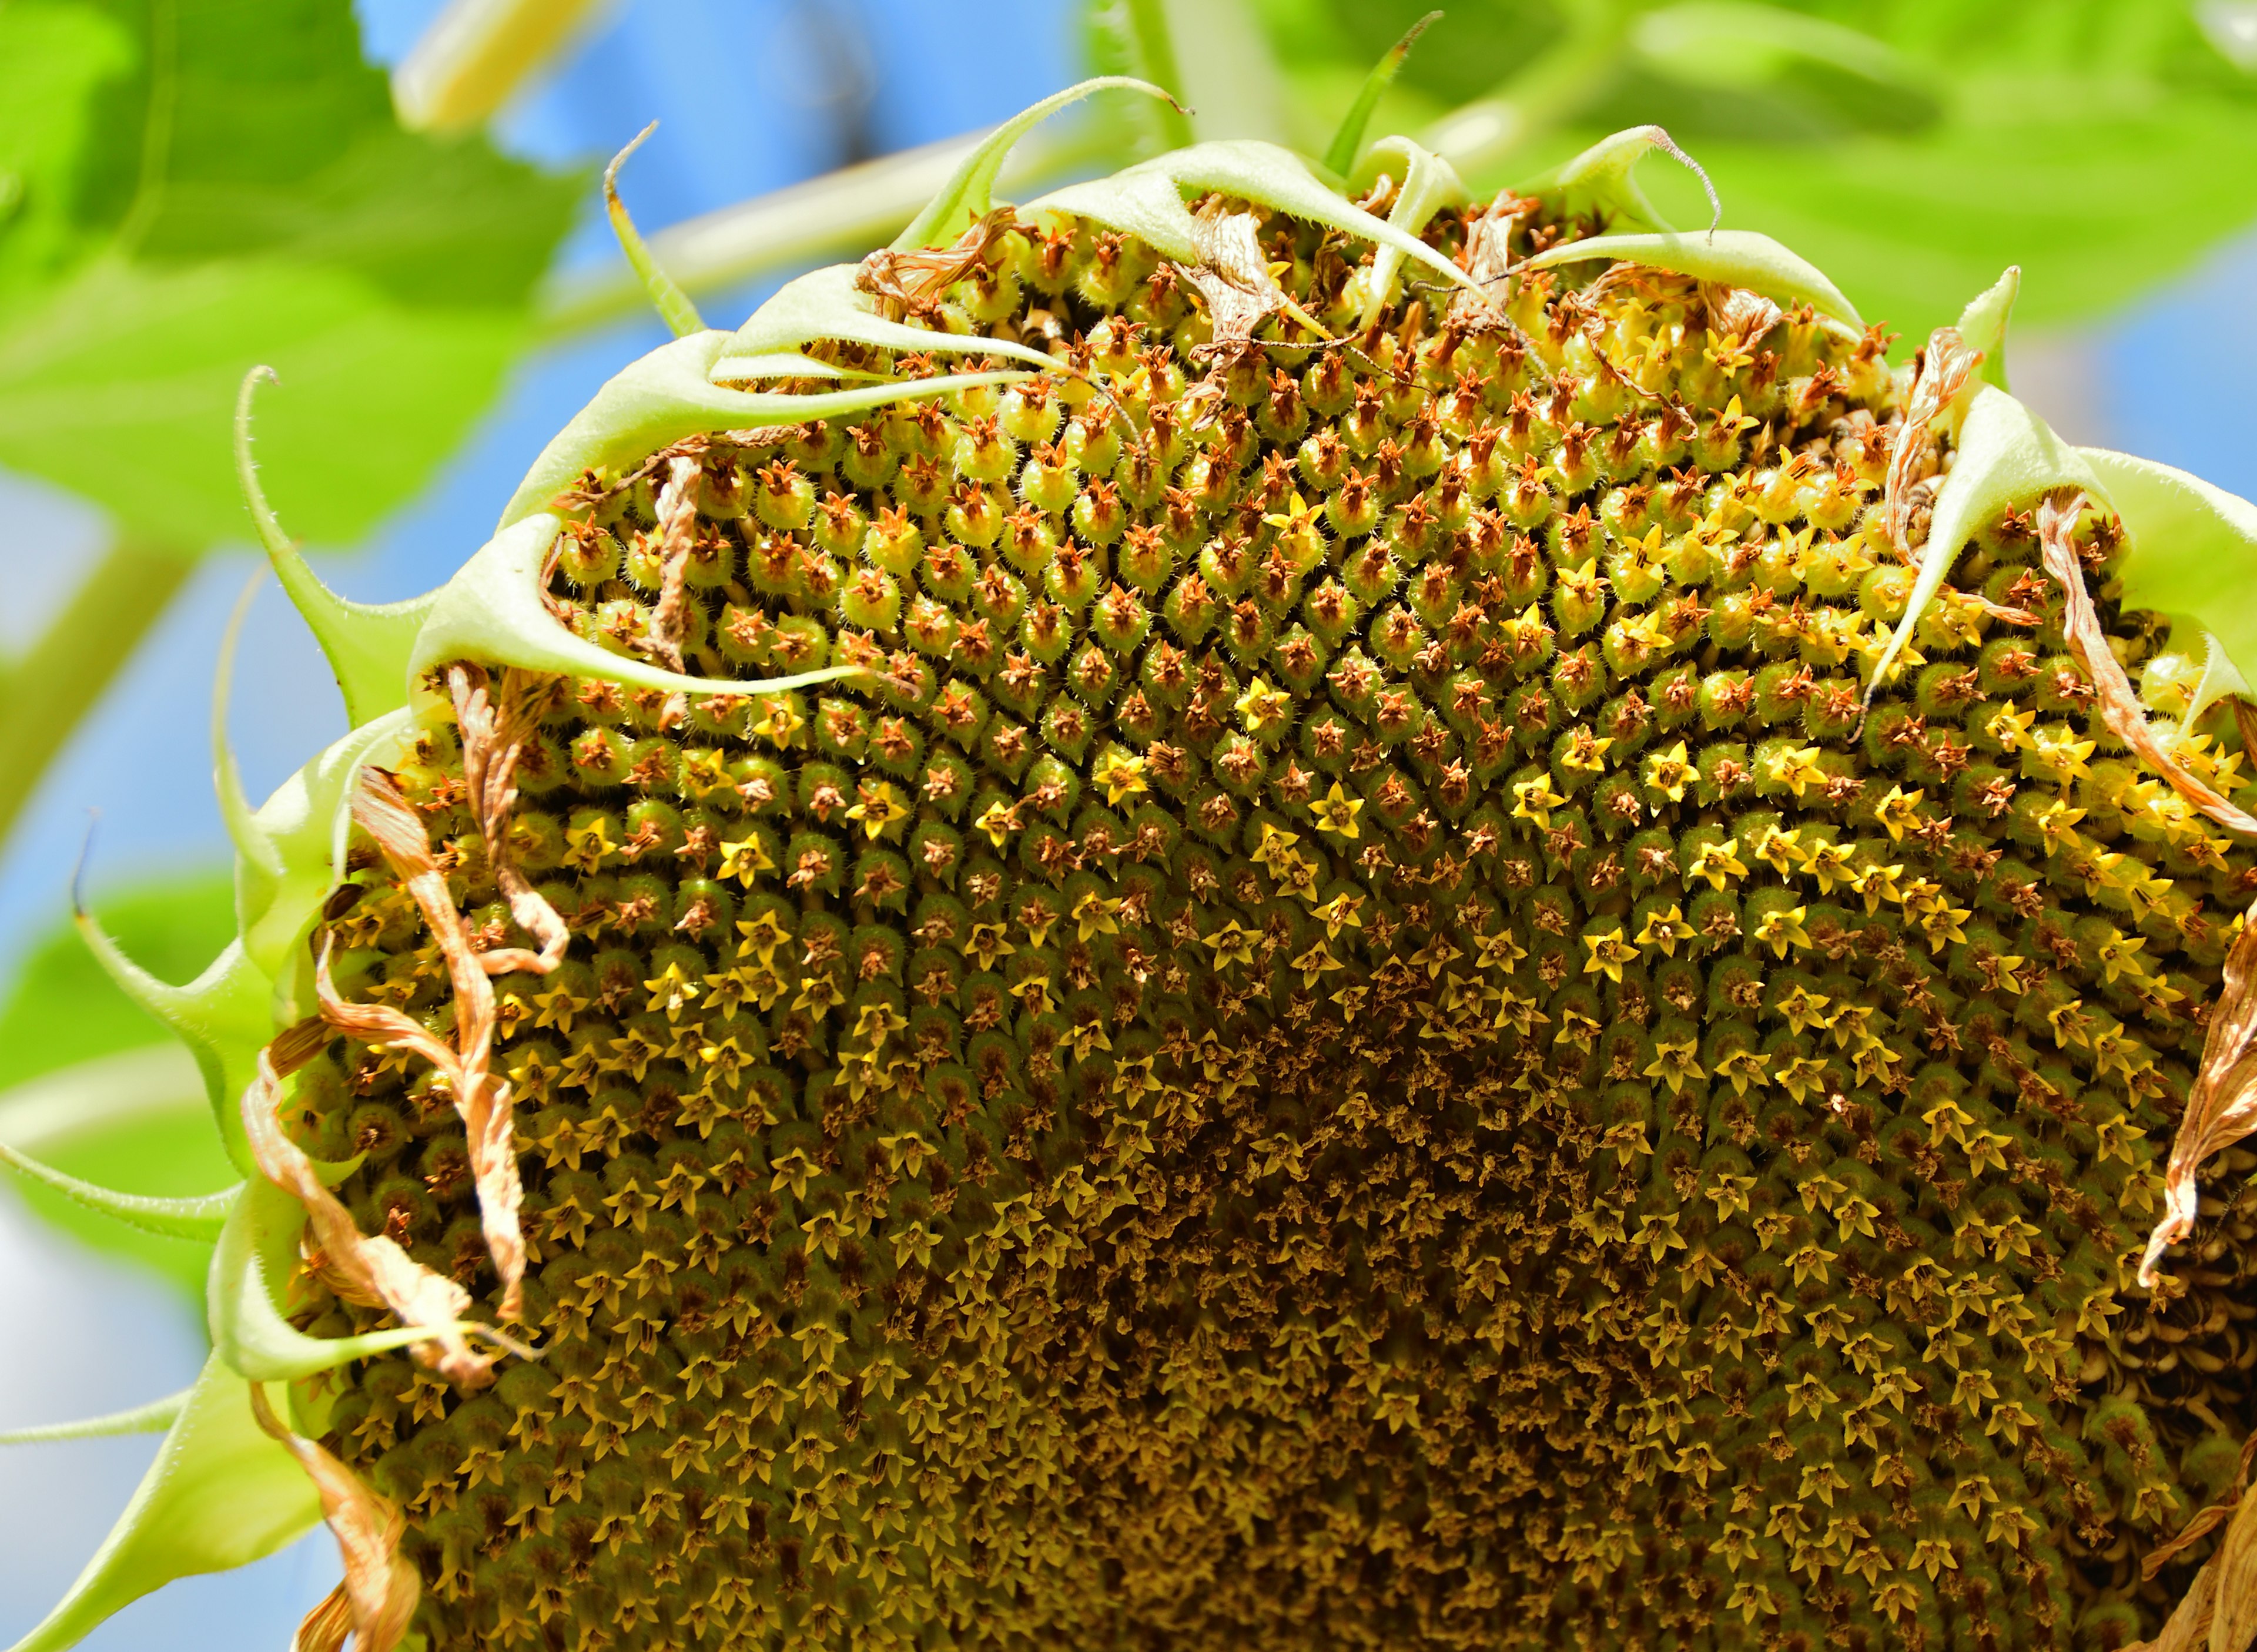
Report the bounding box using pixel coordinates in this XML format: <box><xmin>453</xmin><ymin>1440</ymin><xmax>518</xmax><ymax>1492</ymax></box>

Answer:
<box><xmin>1117</xmin><ymin>0</ymin><xmax>1198</xmax><ymax>152</ymax></box>
<box><xmin>0</xmin><ymin>534</ymin><xmax>194</xmax><ymax>849</ymax></box>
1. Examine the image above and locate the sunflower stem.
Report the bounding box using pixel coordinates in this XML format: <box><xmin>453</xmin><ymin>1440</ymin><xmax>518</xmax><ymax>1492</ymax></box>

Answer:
<box><xmin>0</xmin><ymin>533</ymin><xmax>193</xmax><ymax>849</ymax></box>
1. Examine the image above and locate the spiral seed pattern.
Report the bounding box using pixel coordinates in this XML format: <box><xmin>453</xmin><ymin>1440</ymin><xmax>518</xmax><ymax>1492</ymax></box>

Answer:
<box><xmin>287</xmin><ymin>192</ymin><xmax>2257</xmax><ymax>1651</ymax></box>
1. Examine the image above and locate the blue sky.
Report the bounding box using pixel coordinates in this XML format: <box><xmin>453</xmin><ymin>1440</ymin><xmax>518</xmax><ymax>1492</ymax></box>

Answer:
<box><xmin>1</xmin><ymin>1</ymin><xmax>2255</xmax><ymax>1643</ymax></box>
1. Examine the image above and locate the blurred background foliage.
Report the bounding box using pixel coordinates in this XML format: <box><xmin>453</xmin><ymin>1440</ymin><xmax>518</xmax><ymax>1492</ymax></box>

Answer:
<box><xmin>1</xmin><ymin>0</ymin><xmax>2255</xmax><ymax>1641</ymax></box>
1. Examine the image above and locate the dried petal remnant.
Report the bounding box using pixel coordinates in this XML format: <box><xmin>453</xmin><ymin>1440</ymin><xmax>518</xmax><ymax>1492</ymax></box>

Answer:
<box><xmin>320</xmin><ymin>768</ymin><xmax>528</xmax><ymax>1320</ymax></box>
<box><xmin>249</xmin><ymin>1383</ymin><xmax>420</xmax><ymax>1652</ymax></box>
<box><xmin>242</xmin><ymin>1051</ymin><xmax>493</xmax><ymax>1388</ymax></box>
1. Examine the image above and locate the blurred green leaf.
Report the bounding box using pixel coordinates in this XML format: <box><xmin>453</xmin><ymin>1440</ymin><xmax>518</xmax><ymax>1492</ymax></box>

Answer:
<box><xmin>1227</xmin><ymin>0</ymin><xmax>2257</xmax><ymax>340</ymax></box>
<box><xmin>0</xmin><ymin>873</ymin><xmax>240</xmax><ymax>1299</ymax></box>
<box><xmin>0</xmin><ymin>0</ymin><xmax>580</xmax><ymax>550</ymax></box>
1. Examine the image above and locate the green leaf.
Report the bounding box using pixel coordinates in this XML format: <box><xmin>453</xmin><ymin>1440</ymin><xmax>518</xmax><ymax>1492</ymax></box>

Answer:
<box><xmin>1625</xmin><ymin>2</ymin><xmax>1940</xmax><ymax>130</ymax></box>
<box><xmin>0</xmin><ymin>874</ymin><xmax>240</xmax><ymax>1298</ymax></box>
<box><xmin>0</xmin><ymin>0</ymin><xmax>578</xmax><ymax>549</ymax></box>
<box><xmin>1086</xmin><ymin>0</ymin><xmax>1201</xmax><ymax>153</ymax></box>
<box><xmin>0</xmin><ymin>874</ymin><xmax>239</xmax><ymax>1093</ymax></box>
<box><xmin>1153</xmin><ymin>0</ymin><xmax>1294</xmax><ymax>145</ymax></box>
<box><xmin>4</xmin><ymin>1354</ymin><xmax>320</xmax><ymax>1652</ymax></box>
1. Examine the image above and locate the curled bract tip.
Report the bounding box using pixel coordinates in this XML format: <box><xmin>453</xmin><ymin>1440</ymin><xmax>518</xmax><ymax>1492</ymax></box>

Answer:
<box><xmin>1647</xmin><ymin>127</ymin><xmax>1721</xmax><ymax>242</ymax></box>
<box><xmin>603</xmin><ymin>118</ymin><xmax>705</xmax><ymax>339</ymax></box>
<box><xmin>68</xmin><ymin>810</ymin><xmax>97</xmax><ymax>920</ymax></box>
<box><xmin>602</xmin><ymin>119</ymin><xmax>659</xmax><ymax>199</ymax></box>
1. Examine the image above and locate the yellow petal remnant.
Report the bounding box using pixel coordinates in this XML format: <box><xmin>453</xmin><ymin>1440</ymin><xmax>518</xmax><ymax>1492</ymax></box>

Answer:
<box><xmin>1636</xmin><ymin>905</ymin><xmax>1693</xmax><ymax>957</ymax></box>
<box><xmin>1643</xmin><ymin>741</ymin><xmax>1692</xmax><ymax>802</ymax></box>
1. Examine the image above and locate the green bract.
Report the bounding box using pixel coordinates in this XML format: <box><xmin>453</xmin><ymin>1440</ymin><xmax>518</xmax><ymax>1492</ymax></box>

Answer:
<box><xmin>11</xmin><ymin>75</ymin><xmax>2257</xmax><ymax>1652</ymax></box>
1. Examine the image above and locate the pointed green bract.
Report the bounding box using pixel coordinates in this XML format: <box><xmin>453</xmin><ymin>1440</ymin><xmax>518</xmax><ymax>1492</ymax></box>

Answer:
<box><xmin>411</xmin><ymin>514</ymin><xmax>863</xmax><ymax>702</ymax></box>
<box><xmin>1352</xmin><ymin>135</ymin><xmax>1470</xmax><ymax>328</ymax></box>
<box><xmin>2086</xmin><ymin>447</ymin><xmax>2257</xmax><ymax>705</ymax></box>
<box><xmin>604</xmin><ymin>123</ymin><xmax>706</xmax><ymax>340</ymax></box>
<box><xmin>211</xmin><ymin>573</ymin><xmax>287</xmax><ymax>896</ymax></box>
<box><xmin>237</xmin><ymin>709</ymin><xmax>424</xmax><ymax>985</ymax></box>
<box><xmin>72</xmin><ymin>928</ymin><xmax>273</xmax><ymax>1178</ymax></box>
<box><xmin>0</xmin><ymin>1143</ymin><xmax>236</xmax><ymax>1241</ymax></box>
<box><xmin>499</xmin><ymin>330</ymin><xmax>1029</xmax><ymax>528</ymax></box>
<box><xmin>209</xmin><ymin>1181</ymin><xmax>460</xmax><ymax>1382</ymax></box>
<box><xmin>1955</xmin><ymin>267</ymin><xmax>2020</xmax><ymax>391</ymax></box>
<box><xmin>1866</xmin><ymin>384</ymin><xmax>2107</xmax><ymax>695</ymax></box>
<box><xmin>0</xmin><ymin>1391</ymin><xmax>190</xmax><ymax>1447</ymax></box>
<box><xmin>3</xmin><ymin>1355</ymin><xmax>320</xmax><ymax>1652</ymax></box>
<box><xmin>233</xmin><ymin>370</ymin><xmax>433</xmax><ymax>725</ymax></box>
<box><xmin>714</xmin><ymin>264</ymin><xmax>1061</xmax><ymax>384</ymax></box>
<box><xmin>1521</xmin><ymin>229</ymin><xmax>1864</xmax><ymax>331</ymax></box>
<box><xmin>1518</xmin><ymin>125</ymin><xmax>1718</xmax><ymax>237</ymax></box>
<box><xmin>1030</xmin><ymin>139</ymin><xmax>1480</xmax><ymax>297</ymax></box>
<box><xmin>1324</xmin><ymin>12</ymin><xmax>1441</xmax><ymax>178</ymax></box>
<box><xmin>893</xmin><ymin>77</ymin><xmax>1171</xmax><ymax>253</ymax></box>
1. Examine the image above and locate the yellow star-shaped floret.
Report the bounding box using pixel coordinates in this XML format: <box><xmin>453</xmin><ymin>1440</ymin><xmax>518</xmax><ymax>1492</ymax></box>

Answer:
<box><xmin>1310</xmin><ymin>781</ymin><xmax>1364</xmax><ymax>839</ymax></box>
<box><xmin>1512</xmin><ymin>777</ymin><xmax>1566</xmax><ymax>828</ymax></box>
<box><xmin>1235</xmin><ymin>676</ymin><xmax>1291</xmax><ymax>735</ymax></box>
<box><xmin>1561</xmin><ymin>729</ymin><xmax>1614</xmax><ymax>773</ymax></box>
<box><xmin>1767</xmin><ymin>745</ymin><xmax>1827</xmax><ymax>799</ymax></box>
<box><xmin>845</xmin><ymin>780</ymin><xmax>909</xmax><ymax>840</ymax></box>
<box><xmin>717</xmin><ymin>834</ymin><xmax>775</xmax><ymax>886</ymax></box>
<box><xmin>1582</xmin><ymin>928</ymin><xmax>1639</xmax><ymax>981</ymax></box>
<box><xmin>1312</xmin><ymin>891</ymin><xmax>1365</xmax><ymax>938</ymax></box>
<box><xmin>1643</xmin><ymin>741</ymin><xmax>1692</xmax><ymax>803</ymax></box>
<box><xmin>1875</xmin><ymin>786</ymin><xmax>1927</xmax><ymax>843</ymax></box>
<box><xmin>752</xmin><ymin>698</ymin><xmax>805</xmax><ymax>747</ymax></box>
<box><xmin>1070</xmin><ymin>890</ymin><xmax>1120</xmax><ymax>941</ymax></box>
<box><xmin>1753</xmin><ymin>905</ymin><xmax>1811</xmax><ymax>959</ymax></box>
<box><xmin>735</xmin><ymin>910</ymin><xmax>791</xmax><ymax>962</ymax></box>
<box><xmin>644</xmin><ymin>962</ymin><xmax>699</xmax><ymax>1020</ymax></box>
<box><xmin>1091</xmin><ymin>749</ymin><xmax>1148</xmax><ymax>805</ymax></box>
<box><xmin>1636</xmin><ymin>905</ymin><xmax>1693</xmax><ymax>957</ymax></box>
<box><xmin>975</xmin><ymin>799</ymin><xmax>1021</xmax><ymax>847</ymax></box>
<box><xmin>1985</xmin><ymin>700</ymin><xmax>2036</xmax><ymax>752</ymax></box>
<box><xmin>1251</xmin><ymin>822</ymin><xmax>1305</xmax><ymax>874</ymax></box>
